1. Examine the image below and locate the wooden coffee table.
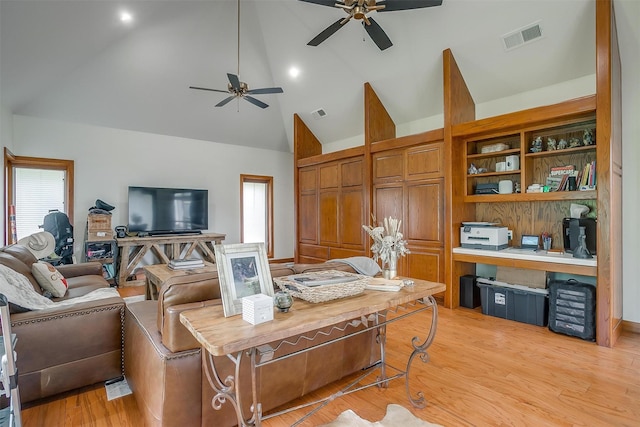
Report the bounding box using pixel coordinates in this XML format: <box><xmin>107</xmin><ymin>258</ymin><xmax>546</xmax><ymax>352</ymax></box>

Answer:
<box><xmin>180</xmin><ymin>277</ymin><xmax>446</xmax><ymax>426</ymax></box>
<box><xmin>143</xmin><ymin>262</ymin><xmax>216</xmax><ymax>300</ymax></box>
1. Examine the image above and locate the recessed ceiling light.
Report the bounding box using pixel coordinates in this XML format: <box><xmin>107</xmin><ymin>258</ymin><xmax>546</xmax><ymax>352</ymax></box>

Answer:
<box><xmin>289</xmin><ymin>66</ymin><xmax>300</xmax><ymax>79</ymax></box>
<box><xmin>119</xmin><ymin>11</ymin><xmax>133</xmax><ymax>23</ymax></box>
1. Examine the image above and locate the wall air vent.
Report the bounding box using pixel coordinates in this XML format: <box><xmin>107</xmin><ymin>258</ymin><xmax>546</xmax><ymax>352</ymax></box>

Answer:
<box><xmin>311</xmin><ymin>108</ymin><xmax>327</xmax><ymax>120</ymax></box>
<box><xmin>502</xmin><ymin>21</ymin><xmax>543</xmax><ymax>51</ymax></box>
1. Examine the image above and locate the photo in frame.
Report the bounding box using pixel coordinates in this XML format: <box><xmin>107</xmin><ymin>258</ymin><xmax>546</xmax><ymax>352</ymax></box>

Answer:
<box><xmin>214</xmin><ymin>242</ymin><xmax>274</xmax><ymax>317</ymax></box>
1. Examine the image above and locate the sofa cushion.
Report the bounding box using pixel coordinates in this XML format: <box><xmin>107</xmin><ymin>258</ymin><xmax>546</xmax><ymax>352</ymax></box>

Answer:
<box><xmin>32</xmin><ymin>261</ymin><xmax>68</xmax><ymax>297</ymax></box>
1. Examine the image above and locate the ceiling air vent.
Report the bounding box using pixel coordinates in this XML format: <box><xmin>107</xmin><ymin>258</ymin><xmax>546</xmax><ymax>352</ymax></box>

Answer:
<box><xmin>311</xmin><ymin>108</ymin><xmax>327</xmax><ymax>120</ymax></box>
<box><xmin>502</xmin><ymin>21</ymin><xmax>543</xmax><ymax>51</ymax></box>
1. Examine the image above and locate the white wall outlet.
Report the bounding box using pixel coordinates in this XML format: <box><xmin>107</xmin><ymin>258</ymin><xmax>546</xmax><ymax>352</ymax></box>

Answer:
<box><xmin>507</xmin><ymin>229</ymin><xmax>513</xmax><ymax>240</ymax></box>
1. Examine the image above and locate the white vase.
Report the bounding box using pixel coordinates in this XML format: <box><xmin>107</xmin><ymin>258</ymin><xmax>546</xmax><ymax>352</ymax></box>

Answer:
<box><xmin>383</xmin><ymin>250</ymin><xmax>398</xmax><ymax>279</ymax></box>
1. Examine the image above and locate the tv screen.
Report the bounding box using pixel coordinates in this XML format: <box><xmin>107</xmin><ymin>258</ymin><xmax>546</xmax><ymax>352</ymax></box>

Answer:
<box><xmin>128</xmin><ymin>186</ymin><xmax>208</xmax><ymax>235</ymax></box>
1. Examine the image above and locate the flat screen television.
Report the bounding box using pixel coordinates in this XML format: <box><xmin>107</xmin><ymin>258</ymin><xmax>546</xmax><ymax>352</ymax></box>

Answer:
<box><xmin>127</xmin><ymin>186</ymin><xmax>208</xmax><ymax>235</ymax></box>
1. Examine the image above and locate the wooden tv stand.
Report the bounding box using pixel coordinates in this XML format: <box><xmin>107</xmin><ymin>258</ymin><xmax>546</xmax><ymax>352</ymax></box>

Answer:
<box><xmin>115</xmin><ymin>232</ymin><xmax>225</xmax><ymax>286</ymax></box>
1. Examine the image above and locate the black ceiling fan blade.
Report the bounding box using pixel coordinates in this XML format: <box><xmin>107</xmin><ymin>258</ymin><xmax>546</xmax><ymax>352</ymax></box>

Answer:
<box><xmin>377</xmin><ymin>0</ymin><xmax>443</xmax><ymax>12</ymax></box>
<box><xmin>189</xmin><ymin>86</ymin><xmax>229</xmax><ymax>94</ymax></box>
<box><xmin>364</xmin><ymin>18</ymin><xmax>392</xmax><ymax>50</ymax></box>
<box><xmin>215</xmin><ymin>96</ymin><xmax>236</xmax><ymax>107</ymax></box>
<box><xmin>227</xmin><ymin>73</ymin><xmax>241</xmax><ymax>91</ymax></box>
<box><xmin>246</xmin><ymin>87</ymin><xmax>284</xmax><ymax>95</ymax></box>
<box><xmin>298</xmin><ymin>0</ymin><xmax>343</xmax><ymax>7</ymax></box>
<box><xmin>308</xmin><ymin>19</ymin><xmax>347</xmax><ymax>46</ymax></box>
<box><xmin>243</xmin><ymin>96</ymin><xmax>269</xmax><ymax>109</ymax></box>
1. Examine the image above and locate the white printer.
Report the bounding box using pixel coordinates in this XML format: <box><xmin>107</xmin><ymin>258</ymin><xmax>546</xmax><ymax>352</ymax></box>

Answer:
<box><xmin>460</xmin><ymin>223</ymin><xmax>508</xmax><ymax>250</ymax></box>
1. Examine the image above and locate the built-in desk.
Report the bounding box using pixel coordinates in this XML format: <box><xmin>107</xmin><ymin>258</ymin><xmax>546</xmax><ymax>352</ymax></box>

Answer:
<box><xmin>116</xmin><ymin>232</ymin><xmax>225</xmax><ymax>286</ymax></box>
<box><xmin>452</xmin><ymin>247</ymin><xmax>597</xmax><ymax>276</ymax></box>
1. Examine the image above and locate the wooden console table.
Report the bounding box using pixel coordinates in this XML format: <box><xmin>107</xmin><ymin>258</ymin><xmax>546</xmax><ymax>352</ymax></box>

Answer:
<box><xmin>115</xmin><ymin>232</ymin><xmax>225</xmax><ymax>286</ymax></box>
<box><xmin>180</xmin><ymin>278</ymin><xmax>446</xmax><ymax>426</ymax></box>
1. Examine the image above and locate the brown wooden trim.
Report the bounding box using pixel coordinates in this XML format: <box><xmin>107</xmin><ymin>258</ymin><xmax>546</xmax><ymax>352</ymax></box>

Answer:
<box><xmin>3</xmin><ymin>150</ymin><xmax>75</xmax><ymax>245</ymax></box>
<box><xmin>270</xmin><ymin>257</ymin><xmax>294</xmax><ymax>264</ymax></box>
<box><xmin>451</xmin><ymin>95</ymin><xmax>596</xmax><ymax>138</ymax></box>
<box><xmin>293</xmin><ymin>113</ymin><xmax>322</xmax><ymax>162</ymax></box>
<box><xmin>622</xmin><ymin>320</ymin><xmax>640</xmax><ymax>335</ymax></box>
<box><xmin>296</xmin><ymin>146</ymin><xmax>365</xmax><ymax>167</ymax></box>
<box><xmin>364</xmin><ymin>82</ymin><xmax>395</xmax><ymax>144</ymax></box>
<box><xmin>443</xmin><ymin>48</ymin><xmax>477</xmax><ymax>309</ymax></box>
<box><xmin>370</xmin><ymin>128</ymin><xmax>444</xmax><ymax>153</ymax></box>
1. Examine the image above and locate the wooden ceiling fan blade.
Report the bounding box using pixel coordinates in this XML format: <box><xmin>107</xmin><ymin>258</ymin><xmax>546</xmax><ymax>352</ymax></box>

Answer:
<box><xmin>215</xmin><ymin>96</ymin><xmax>236</xmax><ymax>107</ymax></box>
<box><xmin>364</xmin><ymin>18</ymin><xmax>392</xmax><ymax>50</ymax></box>
<box><xmin>308</xmin><ymin>19</ymin><xmax>348</xmax><ymax>46</ymax></box>
<box><xmin>246</xmin><ymin>87</ymin><xmax>284</xmax><ymax>95</ymax></box>
<box><xmin>243</xmin><ymin>96</ymin><xmax>269</xmax><ymax>109</ymax></box>
<box><xmin>377</xmin><ymin>0</ymin><xmax>442</xmax><ymax>12</ymax></box>
<box><xmin>189</xmin><ymin>86</ymin><xmax>229</xmax><ymax>94</ymax></box>
<box><xmin>227</xmin><ymin>73</ymin><xmax>242</xmax><ymax>91</ymax></box>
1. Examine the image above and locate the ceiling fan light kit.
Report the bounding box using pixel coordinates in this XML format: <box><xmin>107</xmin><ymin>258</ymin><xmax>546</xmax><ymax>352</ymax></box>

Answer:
<box><xmin>300</xmin><ymin>0</ymin><xmax>443</xmax><ymax>51</ymax></box>
<box><xmin>189</xmin><ymin>0</ymin><xmax>283</xmax><ymax>109</ymax></box>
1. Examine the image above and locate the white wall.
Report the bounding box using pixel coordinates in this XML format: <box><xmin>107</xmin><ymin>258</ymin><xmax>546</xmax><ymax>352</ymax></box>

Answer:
<box><xmin>11</xmin><ymin>116</ymin><xmax>294</xmax><ymax>262</ymax></box>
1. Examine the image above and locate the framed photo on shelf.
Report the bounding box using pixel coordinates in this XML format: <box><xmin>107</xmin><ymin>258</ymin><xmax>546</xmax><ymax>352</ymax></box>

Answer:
<box><xmin>214</xmin><ymin>242</ymin><xmax>274</xmax><ymax>317</ymax></box>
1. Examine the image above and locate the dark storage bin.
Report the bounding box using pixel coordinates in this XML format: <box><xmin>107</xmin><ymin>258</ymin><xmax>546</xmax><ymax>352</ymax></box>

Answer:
<box><xmin>478</xmin><ymin>281</ymin><xmax>548</xmax><ymax>326</ymax></box>
<box><xmin>460</xmin><ymin>275</ymin><xmax>481</xmax><ymax>308</ymax></box>
<box><xmin>548</xmin><ymin>279</ymin><xmax>596</xmax><ymax>341</ymax></box>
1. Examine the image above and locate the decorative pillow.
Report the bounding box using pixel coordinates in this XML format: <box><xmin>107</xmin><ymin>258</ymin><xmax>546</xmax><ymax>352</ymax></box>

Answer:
<box><xmin>32</xmin><ymin>261</ymin><xmax>68</xmax><ymax>298</ymax></box>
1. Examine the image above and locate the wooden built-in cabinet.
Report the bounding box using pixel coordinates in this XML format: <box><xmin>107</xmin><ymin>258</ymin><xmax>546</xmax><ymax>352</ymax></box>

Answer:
<box><xmin>294</xmin><ymin>0</ymin><xmax>621</xmax><ymax>347</ymax></box>
<box><xmin>371</xmin><ymin>141</ymin><xmax>445</xmax><ymax>283</ymax></box>
<box><xmin>297</xmin><ymin>150</ymin><xmax>367</xmax><ymax>263</ymax></box>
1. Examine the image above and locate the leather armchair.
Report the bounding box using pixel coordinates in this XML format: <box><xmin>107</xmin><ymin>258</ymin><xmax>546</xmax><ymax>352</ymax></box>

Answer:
<box><xmin>0</xmin><ymin>244</ymin><xmax>125</xmax><ymax>403</ymax></box>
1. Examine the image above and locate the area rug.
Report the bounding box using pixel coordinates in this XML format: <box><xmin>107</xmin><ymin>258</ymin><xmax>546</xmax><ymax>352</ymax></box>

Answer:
<box><xmin>319</xmin><ymin>404</ymin><xmax>443</xmax><ymax>427</ymax></box>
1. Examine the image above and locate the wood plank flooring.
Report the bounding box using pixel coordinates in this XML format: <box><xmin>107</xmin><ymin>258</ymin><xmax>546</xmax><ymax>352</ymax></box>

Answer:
<box><xmin>21</xmin><ymin>304</ymin><xmax>640</xmax><ymax>426</ymax></box>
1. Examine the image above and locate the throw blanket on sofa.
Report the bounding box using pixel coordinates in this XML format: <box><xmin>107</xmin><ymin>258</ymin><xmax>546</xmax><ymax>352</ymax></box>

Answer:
<box><xmin>0</xmin><ymin>264</ymin><xmax>119</xmax><ymax>311</ymax></box>
<box><xmin>331</xmin><ymin>256</ymin><xmax>381</xmax><ymax>276</ymax></box>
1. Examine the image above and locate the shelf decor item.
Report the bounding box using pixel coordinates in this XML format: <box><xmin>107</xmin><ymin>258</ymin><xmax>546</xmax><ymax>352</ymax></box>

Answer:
<box><xmin>362</xmin><ymin>216</ymin><xmax>410</xmax><ymax>279</ymax></box>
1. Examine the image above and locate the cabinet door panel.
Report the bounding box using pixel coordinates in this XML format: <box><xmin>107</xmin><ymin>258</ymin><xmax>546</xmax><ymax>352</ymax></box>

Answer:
<box><xmin>373</xmin><ymin>151</ymin><xmax>404</xmax><ymax>182</ymax></box>
<box><xmin>406</xmin><ymin>143</ymin><xmax>443</xmax><ymax>180</ymax></box>
<box><xmin>340</xmin><ymin>189</ymin><xmax>364</xmax><ymax>247</ymax></box>
<box><xmin>406</xmin><ymin>248</ymin><xmax>444</xmax><ymax>283</ymax></box>
<box><xmin>319</xmin><ymin>164</ymin><xmax>339</xmax><ymax>189</ymax></box>
<box><xmin>373</xmin><ymin>185</ymin><xmax>404</xmax><ymax>221</ymax></box>
<box><xmin>341</xmin><ymin>159</ymin><xmax>363</xmax><ymax>187</ymax></box>
<box><xmin>298</xmin><ymin>193</ymin><xmax>318</xmax><ymax>243</ymax></box>
<box><xmin>407</xmin><ymin>179</ymin><xmax>444</xmax><ymax>243</ymax></box>
<box><xmin>298</xmin><ymin>243</ymin><xmax>329</xmax><ymax>260</ymax></box>
<box><xmin>319</xmin><ymin>192</ymin><xmax>338</xmax><ymax>244</ymax></box>
<box><xmin>299</xmin><ymin>168</ymin><xmax>317</xmax><ymax>192</ymax></box>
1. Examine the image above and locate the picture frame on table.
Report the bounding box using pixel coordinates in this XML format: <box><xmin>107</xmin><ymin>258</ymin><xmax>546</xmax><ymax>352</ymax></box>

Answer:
<box><xmin>214</xmin><ymin>242</ymin><xmax>274</xmax><ymax>317</ymax></box>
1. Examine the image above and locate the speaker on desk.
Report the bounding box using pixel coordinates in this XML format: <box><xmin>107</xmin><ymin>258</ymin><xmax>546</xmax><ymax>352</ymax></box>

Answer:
<box><xmin>460</xmin><ymin>275</ymin><xmax>481</xmax><ymax>309</ymax></box>
<box><xmin>115</xmin><ymin>226</ymin><xmax>127</xmax><ymax>239</ymax></box>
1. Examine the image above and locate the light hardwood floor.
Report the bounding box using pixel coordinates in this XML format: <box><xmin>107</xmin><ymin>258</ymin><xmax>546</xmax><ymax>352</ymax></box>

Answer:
<box><xmin>21</xmin><ymin>304</ymin><xmax>640</xmax><ymax>426</ymax></box>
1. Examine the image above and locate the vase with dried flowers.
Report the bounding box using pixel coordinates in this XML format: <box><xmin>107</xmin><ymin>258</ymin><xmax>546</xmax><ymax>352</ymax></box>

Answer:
<box><xmin>362</xmin><ymin>215</ymin><xmax>410</xmax><ymax>279</ymax></box>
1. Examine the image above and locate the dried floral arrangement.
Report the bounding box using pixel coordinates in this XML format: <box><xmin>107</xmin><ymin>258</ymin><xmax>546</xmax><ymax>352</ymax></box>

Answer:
<box><xmin>362</xmin><ymin>215</ymin><xmax>410</xmax><ymax>265</ymax></box>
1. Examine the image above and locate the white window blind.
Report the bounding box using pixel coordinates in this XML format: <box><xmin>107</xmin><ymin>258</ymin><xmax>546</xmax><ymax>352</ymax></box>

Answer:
<box><xmin>242</xmin><ymin>181</ymin><xmax>267</xmax><ymax>244</ymax></box>
<box><xmin>14</xmin><ymin>168</ymin><xmax>66</xmax><ymax>241</ymax></box>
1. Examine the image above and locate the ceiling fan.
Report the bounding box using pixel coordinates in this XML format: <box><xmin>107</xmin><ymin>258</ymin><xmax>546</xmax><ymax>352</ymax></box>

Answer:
<box><xmin>189</xmin><ymin>0</ymin><xmax>283</xmax><ymax>109</ymax></box>
<box><xmin>299</xmin><ymin>0</ymin><xmax>443</xmax><ymax>51</ymax></box>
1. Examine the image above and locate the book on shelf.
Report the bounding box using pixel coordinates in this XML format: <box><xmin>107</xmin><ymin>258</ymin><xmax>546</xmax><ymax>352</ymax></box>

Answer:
<box><xmin>549</xmin><ymin>165</ymin><xmax>575</xmax><ymax>176</ymax></box>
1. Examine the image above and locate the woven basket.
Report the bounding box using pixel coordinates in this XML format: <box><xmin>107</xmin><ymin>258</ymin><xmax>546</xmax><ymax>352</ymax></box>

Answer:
<box><xmin>274</xmin><ymin>270</ymin><xmax>368</xmax><ymax>303</ymax></box>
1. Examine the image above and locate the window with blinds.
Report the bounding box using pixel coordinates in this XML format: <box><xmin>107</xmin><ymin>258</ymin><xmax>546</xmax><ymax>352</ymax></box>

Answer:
<box><xmin>240</xmin><ymin>175</ymin><xmax>273</xmax><ymax>258</ymax></box>
<box><xmin>14</xmin><ymin>168</ymin><xmax>66</xmax><ymax>241</ymax></box>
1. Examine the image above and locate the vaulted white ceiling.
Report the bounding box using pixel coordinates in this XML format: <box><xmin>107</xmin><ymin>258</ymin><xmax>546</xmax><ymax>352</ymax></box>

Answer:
<box><xmin>1</xmin><ymin>0</ymin><xmax>599</xmax><ymax>152</ymax></box>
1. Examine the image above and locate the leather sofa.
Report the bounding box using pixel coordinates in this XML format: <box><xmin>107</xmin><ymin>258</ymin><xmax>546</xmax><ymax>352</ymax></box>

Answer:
<box><xmin>125</xmin><ymin>261</ymin><xmax>379</xmax><ymax>427</ymax></box>
<box><xmin>0</xmin><ymin>244</ymin><xmax>125</xmax><ymax>403</ymax></box>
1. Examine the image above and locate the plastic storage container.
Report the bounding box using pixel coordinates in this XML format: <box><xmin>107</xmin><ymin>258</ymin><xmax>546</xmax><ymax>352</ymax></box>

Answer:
<box><xmin>478</xmin><ymin>280</ymin><xmax>549</xmax><ymax>326</ymax></box>
<box><xmin>548</xmin><ymin>279</ymin><xmax>596</xmax><ymax>341</ymax></box>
